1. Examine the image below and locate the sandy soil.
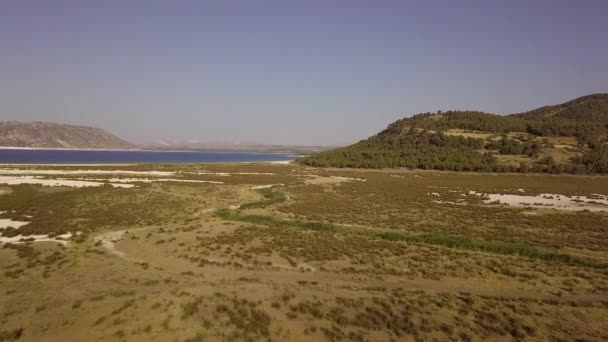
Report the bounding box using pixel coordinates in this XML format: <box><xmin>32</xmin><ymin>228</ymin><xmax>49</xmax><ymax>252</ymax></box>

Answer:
<box><xmin>250</xmin><ymin>184</ymin><xmax>283</xmax><ymax>189</ymax></box>
<box><xmin>470</xmin><ymin>191</ymin><xmax>608</xmax><ymax>212</ymax></box>
<box><xmin>78</xmin><ymin>177</ymin><xmax>224</xmax><ymax>185</ymax></box>
<box><xmin>94</xmin><ymin>228</ymin><xmax>152</xmax><ymax>262</ymax></box>
<box><xmin>188</xmin><ymin>171</ymin><xmax>278</xmax><ymax>176</ymax></box>
<box><xmin>0</xmin><ymin>169</ymin><xmax>175</xmax><ymax>176</ymax></box>
<box><xmin>0</xmin><ymin>218</ymin><xmax>29</xmax><ymax>229</ymax></box>
<box><xmin>0</xmin><ymin>232</ymin><xmax>72</xmax><ymax>245</ymax></box>
<box><xmin>304</xmin><ymin>175</ymin><xmax>366</xmax><ymax>185</ymax></box>
<box><xmin>96</xmin><ymin>222</ymin><xmax>604</xmax><ymax>304</ymax></box>
<box><xmin>0</xmin><ymin>175</ymin><xmax>134</xmax><ymax>188</ymax></box>
<box><xmin>1</xmin><ymin>165</ymin><xmax>607</xmax><ymax>341</ymax></box>
<box><xmin>0</xmin><ymin>216</ymin><xmax>74</xmax><ymax>244</ymax></box>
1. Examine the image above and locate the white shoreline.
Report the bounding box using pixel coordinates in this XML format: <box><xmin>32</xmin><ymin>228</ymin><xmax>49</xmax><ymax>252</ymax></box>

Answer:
<box><xmin>0</xmin><ymin>146</ymin><xmax>300</xmax><ymax>155</ymax></box>
<box><xmin>0</xmin><ymin>146</ymin><xmax>140</xmax><ymax>151</ymax></box>
<box><xmin>0</xmin><ymin>160</ymin><xmax>294</xmax><ymax>166</ymax></box>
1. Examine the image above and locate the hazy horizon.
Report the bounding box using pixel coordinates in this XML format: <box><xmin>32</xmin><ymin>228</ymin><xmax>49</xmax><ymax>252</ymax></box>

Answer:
<box><xmin>1</xmin><ymin>0</ymin><xmax>607</xmax><ymax>146</ymax></box>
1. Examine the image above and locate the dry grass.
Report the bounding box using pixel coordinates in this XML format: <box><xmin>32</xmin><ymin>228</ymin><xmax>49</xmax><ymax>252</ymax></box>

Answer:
<box><xmin>0</xmin><ymin>164</ymin><xmax>607</xmax><ymax>341</ymax></box>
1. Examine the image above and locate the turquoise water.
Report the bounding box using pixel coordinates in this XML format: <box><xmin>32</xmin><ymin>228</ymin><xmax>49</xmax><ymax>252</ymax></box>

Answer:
<box><xmin>0</xmin><ymin>149</ymin><xmax>294</xmax><ymax>164</ymax></box>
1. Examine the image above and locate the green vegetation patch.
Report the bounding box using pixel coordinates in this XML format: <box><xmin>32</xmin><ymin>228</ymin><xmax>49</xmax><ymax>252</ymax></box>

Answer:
<box><xmin>0</xmin><ymin>183</ymin><xmax>190</xmax><ymax>236</ymax></box>
<box><xmin>239</xmin><ymin>187</ymin><xmax>288</xmax><ymax>209</ymax></box>
<box><xmin>215</xmin><ymin>209</ymin><xmax>335</xmax><ymax>233</ymax></box>
<box><xmin>378</xmin><ymin>231</ymin><xmax>603</xmax><ymax>268</ymax></box>
<box><xmin>280</xmin><ymin>172</ymin><xmax>608</xmax><ymax>252</ymax></box>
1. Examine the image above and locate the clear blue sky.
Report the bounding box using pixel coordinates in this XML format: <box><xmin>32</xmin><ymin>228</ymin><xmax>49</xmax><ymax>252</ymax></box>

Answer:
<box><xmin>1</xmin><ymin>0</ymin><xmax>607</xmax><ymax>145</ymax></box>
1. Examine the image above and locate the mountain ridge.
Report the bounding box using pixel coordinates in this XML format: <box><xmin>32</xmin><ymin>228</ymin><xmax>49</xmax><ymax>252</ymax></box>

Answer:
<box><xmin>513</xmin><ymin>93</ymin><xmax>608</xmax><ymax>121</ymax></box>
<box><xmin>0</xmin><ymin>121</ymin><xmax>136</xmax><ymax>150</ymax></box>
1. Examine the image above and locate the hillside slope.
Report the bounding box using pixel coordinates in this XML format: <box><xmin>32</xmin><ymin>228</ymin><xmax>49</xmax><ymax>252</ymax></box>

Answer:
<box><xmin>0</xmin><ymin>121</ymin><xmax>136</xmax><ymax>150</ymax></box>
<box><xmin>514</xmin><ymin>93</ymin><xmax>608</xmax><ymax>122</ymax></box>
<box><xmin>299</xmin><ymin>94</ymin><xmax>608</xmax><ymax>173</ymax></box>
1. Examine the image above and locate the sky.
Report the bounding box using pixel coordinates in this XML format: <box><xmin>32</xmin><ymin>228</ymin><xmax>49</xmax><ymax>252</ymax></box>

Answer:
<box><xmin>1</xmin><ymin>0</ymin><xmax>607</xmax><ymax>146</ymax></box>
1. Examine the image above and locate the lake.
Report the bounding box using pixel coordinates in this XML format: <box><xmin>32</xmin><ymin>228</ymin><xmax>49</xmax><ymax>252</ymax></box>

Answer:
<box><xmin>0</xmin><ymin>149</ymin><xmax>295</xmax><ymax>164</ymax></box>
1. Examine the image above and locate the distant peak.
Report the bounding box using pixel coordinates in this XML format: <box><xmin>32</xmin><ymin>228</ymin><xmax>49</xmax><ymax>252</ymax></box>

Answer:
<box><xmin>0</xmin><ymin>121</ymin><xmax>136</xmax><ymax>150</ymax></box>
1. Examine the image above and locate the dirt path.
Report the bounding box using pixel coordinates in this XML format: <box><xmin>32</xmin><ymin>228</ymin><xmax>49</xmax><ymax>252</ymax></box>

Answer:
<box><xmin>91</xmin><ymin>189</ymin><xmax>608</xmax><ymax>305</ymax></box>
<box><xmin>94</xmin><ymin>227</ymin><xmax>154</xmax><ymax>263</ymax></box>
<box><xmin>93</xmin><ymin>226</ymin><xmax>608</xmax><ymax>305</ymax></box>
<box><xmin>94</xmin><ymin>224</ymin><xmax>316</xmax><ymax>272</ymax></box>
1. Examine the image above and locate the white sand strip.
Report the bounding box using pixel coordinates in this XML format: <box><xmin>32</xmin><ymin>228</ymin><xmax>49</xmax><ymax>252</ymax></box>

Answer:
<box><xmin>0</xmin><ymin>169</ymin><xmax>175</xmax><ymax>176</ymax></box>
<box><xmin>0</xmin><ymin>175</ymin><xmax>134</xmax><ymax>188</ymax></box>
<box><xmin>80</xmin><ymin>177</ymin><xmax>224</xmax><ymax>185</ymax></box>
<box><xmin>0</xmin><ymin>219</ymin><xmax>29</xmax><ymax>229</ymax></box>
<box><xmin>469</xmin><ymin>191</ymin><xmax>608</xmax><ymax>212</ymax></box>
<box><xmin>304</xmin><ymin>175</ymin><xmax>366</xmax><ymax>185</ymax></box>
<box><xmin>251</xmin><ymin>184</ymin><xmax>284</xmax><ymax>190</ymax></box>
<box><xmin>0</xmin><ymin>216</ymin><xmax>73</xmax><ymax>245</ymax></box>
<box><xmin>0</xmin><ymin>232</ymin><xmax>72</xmax><ymax>245</ymax></box>
<box><xmin>188</xmin><ymin>172</ymin><xmax>278</xmax><ymax>176</ymax></box>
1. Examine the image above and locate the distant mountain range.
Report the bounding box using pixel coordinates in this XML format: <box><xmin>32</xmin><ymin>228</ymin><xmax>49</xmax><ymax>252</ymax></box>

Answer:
<box><xmin>0</xmin><ymin>120</ymin><xmax>332</xmax><ymax>154</ymax></box>
<box><xmin>299</xmin><ymin>94</ymin><xmax>608</xmax><ymax>174</ymax></box>
<box><xmin>0</xmin><ymin>121</ymin><xmax>136</xmax><ymax>150</ymax></box>
<box><xmin>142</xmin><ymin>139</ymin><xmax>333</xmax><ymax>154</ymax></box>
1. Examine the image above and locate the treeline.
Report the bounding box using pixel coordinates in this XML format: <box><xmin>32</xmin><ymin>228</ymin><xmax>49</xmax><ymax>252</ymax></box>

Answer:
<box><xmin>408</xmin><ymin>111</ymin><xmax>529</xmax><ymax>134</ymax></box>
<box><xmin>524</xmin><ymin>118</ymin><xmax>608</xmax><ymax>140</ymax></box>
<box><xmin>514</xmin><ymin>93</ymin><xmax>608</xmax><ymax>122</ymax></box>
<box><xmin>571</xmin><ymin>143</ymin><xmax>608</xmax><ymax>174</ymax></box>
<box><xmin>399</xmin><ymin>111</ymin><xmax>608</xmax><ymax>142</ymax></box>
<box><xmin>299</xmin><ymin>130</ymin><xmax>608</xmax><ymax>174</ymax></box>
<box><xmin>485</xmin><ymin>137</ymin><xmax>543</xmax><ymax>158</ymax></box>
<box><xmin>300</xmin><ymin>94</ymin><xmax>608</xmax><ymax>174</ymax></box>
<box><xmin>300</xmin><ymin>130</ymin><xmax>498</xmax><ymax>171</ymax></box>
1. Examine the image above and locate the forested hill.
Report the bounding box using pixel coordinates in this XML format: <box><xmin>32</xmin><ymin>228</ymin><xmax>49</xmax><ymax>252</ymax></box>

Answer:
<box><xmin>0</xmin><ymin>121</ymin><xmax>136</xmax><ymax>150</ymax></box>
<box><xmin>514</xmin><ymin>93</ymin><xmax>608</xmax><ymax>122</ymax></box>
<box><xmin>298</xmin><ymin>94</ymin><xmax>608</xmax><ymax>174</ymax></box>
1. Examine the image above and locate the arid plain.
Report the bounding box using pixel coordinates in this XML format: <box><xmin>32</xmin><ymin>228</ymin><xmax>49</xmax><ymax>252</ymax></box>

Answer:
<box><xmin>1</xmin><ymin>163</ymin><xmax>607</xmax><ymax>341</ymax></box>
